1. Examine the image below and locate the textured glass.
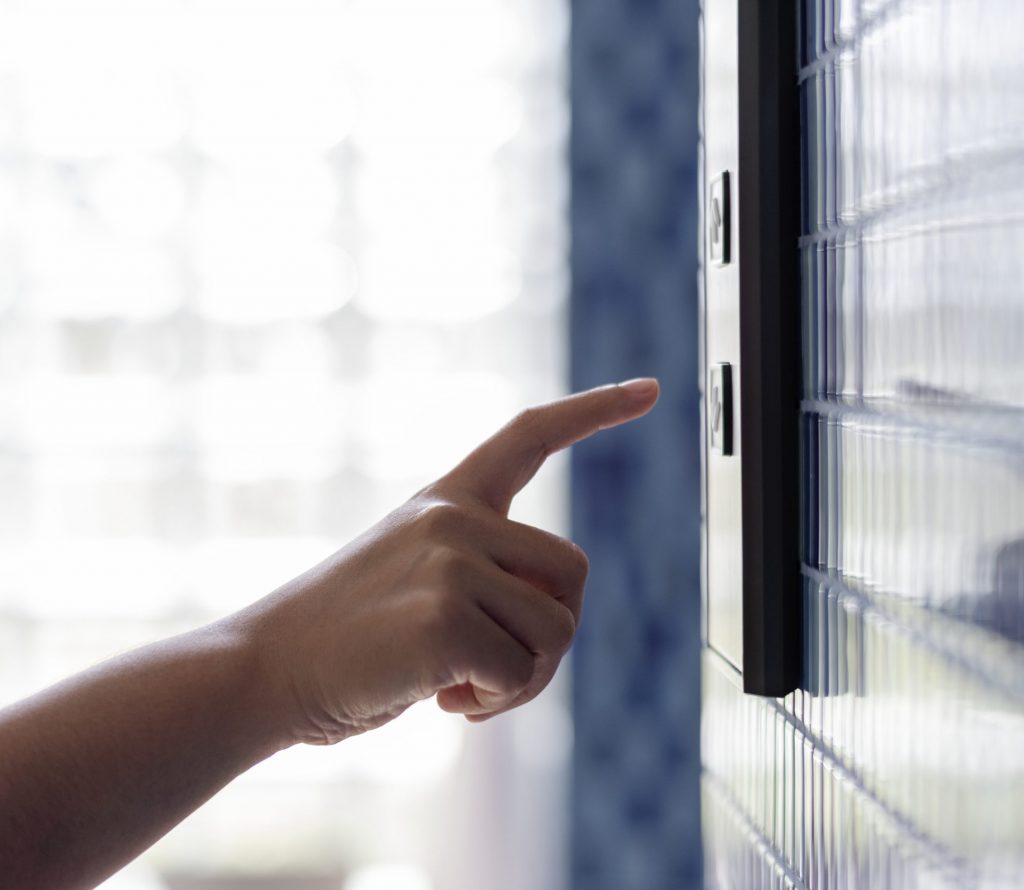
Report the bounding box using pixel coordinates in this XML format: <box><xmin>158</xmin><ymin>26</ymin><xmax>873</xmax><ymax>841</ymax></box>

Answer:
<box><xmin>0</xmin><ymin>2</ymin><xmax>568</xmax><ymax>888</ymax></box>
<box><xmin>702</xmin><ymin>0</ymin><xmax>1024</xmax><ymax>887</ymax></box>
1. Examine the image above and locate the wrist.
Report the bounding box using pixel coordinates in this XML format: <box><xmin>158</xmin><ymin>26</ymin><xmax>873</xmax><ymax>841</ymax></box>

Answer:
<box><xmin>213</xmin><ymin>613</ymin><xmax>300</xmax><ymax>757</ymax></box>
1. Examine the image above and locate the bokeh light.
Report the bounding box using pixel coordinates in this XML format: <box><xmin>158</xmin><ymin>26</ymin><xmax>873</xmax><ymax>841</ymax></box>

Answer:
<box><xmin>0</xmin><ymin>0</ymin><xmax>568</xmax><ymax>888</ymax></box>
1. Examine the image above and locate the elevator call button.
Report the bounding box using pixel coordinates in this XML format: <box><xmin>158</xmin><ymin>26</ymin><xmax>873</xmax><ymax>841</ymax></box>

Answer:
<box><xmin>709</xmin><ymin>362</ymin><xmax>732</xmax><ymax>456</ymax></box>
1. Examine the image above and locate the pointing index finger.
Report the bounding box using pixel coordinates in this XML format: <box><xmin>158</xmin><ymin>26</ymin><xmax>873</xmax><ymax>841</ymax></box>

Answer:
<box><xmin>447</xmin><ymin>378</ymin><xmax>659</xmax><ymax>513</ymax></box>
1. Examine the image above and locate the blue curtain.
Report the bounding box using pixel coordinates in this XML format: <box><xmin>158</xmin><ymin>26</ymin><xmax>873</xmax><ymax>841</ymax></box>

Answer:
<box><xmin>569</xmin><ymin>1</ymin><xmax>703</xmax><ymax>888</ymax></box>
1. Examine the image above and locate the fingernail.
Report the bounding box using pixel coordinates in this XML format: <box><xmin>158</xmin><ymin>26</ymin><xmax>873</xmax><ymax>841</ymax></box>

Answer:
<box><xmin>617</xmin><ymin>377</ymin><xmax>659</xmax><ymax>399</ymax></box>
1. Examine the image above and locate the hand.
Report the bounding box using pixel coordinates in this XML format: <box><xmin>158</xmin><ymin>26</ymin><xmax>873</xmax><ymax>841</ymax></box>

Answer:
<box><xmin>241</xmin><ymin>379</ymin><xmax>659</xmax><ymax>747</ymax></box>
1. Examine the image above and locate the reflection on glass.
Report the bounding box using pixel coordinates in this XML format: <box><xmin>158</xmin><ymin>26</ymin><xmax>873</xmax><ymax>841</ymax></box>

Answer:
<box><xmin>703</xmin><ymin>0</ymin><xmax>1024</xmax><ymax>886</ymax></box>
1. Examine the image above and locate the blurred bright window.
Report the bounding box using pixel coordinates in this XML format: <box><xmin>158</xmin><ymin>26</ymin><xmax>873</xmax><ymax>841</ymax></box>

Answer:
<box><xmin>0</xmin><ymin>1</ymin><xmax>569</xmax><ymax>888</ymax></box>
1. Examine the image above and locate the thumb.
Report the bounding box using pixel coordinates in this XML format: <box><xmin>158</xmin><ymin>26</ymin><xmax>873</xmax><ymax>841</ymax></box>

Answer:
<box><xmin>444</xmin><ymin>378</ymin><xmax>659</xmax><ymax>513</ymax></box>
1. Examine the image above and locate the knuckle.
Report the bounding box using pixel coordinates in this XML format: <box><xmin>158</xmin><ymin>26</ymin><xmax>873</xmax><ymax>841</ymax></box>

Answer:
<box><xmin>426</xmin><ymin>544</ymin><xmax>473</xmax><ymax>588</ymax></box>
<box><xmin>552</xmin><ymin>604</ymin><xmax>577</xmax><ymax>651</ymax></box>
<box><xmin>422</xmin><ymin>584</ymin><xmax>466</xmax><ymax>635</ymax></box>
<box><xmin>513</xmin><ymin>407</ymin><xmax>540</xmax><ymax>429</ymax></box>
<box><xmin>562</xmin><ymin>540</ymin><xmax>590</xmax><ymax>582</ymax></box>
<box><xmin>413</xmin><ymin>495</ymin><xmax>477</xmax><ymax>544</ymax></box>
<box><xmin>510</xmin><ymin>408</ymin><xmax>547</xmax><ymax>450</ymax></box>
<box><xmin>508</xmin><ymin>653</ymin><xmax>535</xmax><ymax>691</ymax></box>
<box><xmin>418</xmin><ymin>500</ymin><xmax>466</xmax><ymax>540</ymax></box>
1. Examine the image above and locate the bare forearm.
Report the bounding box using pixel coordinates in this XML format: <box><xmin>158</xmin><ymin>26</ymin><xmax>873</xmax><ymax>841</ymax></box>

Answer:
<box><xmin>0</xmin><ymin>618</ymin><xmax>286</xmax><ymax>889</ymax></box>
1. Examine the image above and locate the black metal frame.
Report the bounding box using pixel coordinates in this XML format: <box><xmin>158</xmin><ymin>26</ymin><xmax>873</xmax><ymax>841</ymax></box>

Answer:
<box><xmin>735</xmin><ymin>0</ymin><xmax>801</xmax><ymax>695</ymax></box>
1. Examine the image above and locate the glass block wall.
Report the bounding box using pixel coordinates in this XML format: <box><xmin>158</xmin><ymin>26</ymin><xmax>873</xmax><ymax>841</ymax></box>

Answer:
<box><xmin>702</xmin><ymin>1</ymin><xmax>1024</xmax><ymax>887</ymax></box>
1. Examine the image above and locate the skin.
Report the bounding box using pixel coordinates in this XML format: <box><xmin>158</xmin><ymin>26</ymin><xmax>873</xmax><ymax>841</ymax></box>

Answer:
<box><xmin>0</xmin><ymin>378</ymin><xmax>659</xmax><ymax>889</ymax></box>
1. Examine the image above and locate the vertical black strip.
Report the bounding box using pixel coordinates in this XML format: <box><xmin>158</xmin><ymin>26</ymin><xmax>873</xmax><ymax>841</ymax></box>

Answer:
<box><xmin>737</xmin><ymin>0</ymin><xmax>802</xmax><ymax>696</ymax></box>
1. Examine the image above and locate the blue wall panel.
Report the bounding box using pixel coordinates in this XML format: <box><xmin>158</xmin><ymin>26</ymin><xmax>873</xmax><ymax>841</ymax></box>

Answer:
<box><xmin>702</xmin><ymin>1</ymin><xmax>1024</xmax><ymax>886</ymax></box>
<box><xmin>569</xmin><ymin>1</ymin><xmax>703</xmax><ymax>888</ymax></box>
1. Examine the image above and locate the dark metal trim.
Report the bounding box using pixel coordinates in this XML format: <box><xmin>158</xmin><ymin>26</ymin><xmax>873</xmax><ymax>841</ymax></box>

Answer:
<box><xmin>736</xmin><ymin>0</ymin><xmax>801</xmax><ymax>696</ymax></box>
